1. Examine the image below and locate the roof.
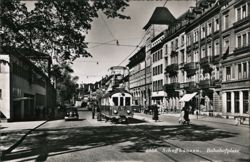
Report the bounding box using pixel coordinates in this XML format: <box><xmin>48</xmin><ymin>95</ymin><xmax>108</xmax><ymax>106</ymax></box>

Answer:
<box><xmin>143</xmin><ymin>7</ymin><xmax>176</xmax><ymax>30</ymax></box>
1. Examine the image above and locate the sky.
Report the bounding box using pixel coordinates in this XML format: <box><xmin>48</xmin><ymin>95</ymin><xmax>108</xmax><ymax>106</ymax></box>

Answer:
<box><xmin>73</xmin><ymin>0</ymin><xmax>196</xmax><ymax>84</ymax></box>
<box><xmin>24</xmin><ymin>0</ymin><xmax>196</xmax><ymax>84</ymax></box>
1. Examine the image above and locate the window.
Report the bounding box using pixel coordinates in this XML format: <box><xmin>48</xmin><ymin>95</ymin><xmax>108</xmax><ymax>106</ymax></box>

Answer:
<box><xmin>207</xmin><ymin>22</ymin><xmax>212</xmax><ymax>35</ymax></box>
<box><xmin>201</xmin><ymin>26</ymin><xmax>206</xmax><ymax>39</ymax></box>
<box><xmin>0</xmin><ymin>89</ymin><xmax>2</xmax><ymax>99</ymax></box>
<box><xmin>201</xmin><ymin>46</ymin><xmax>206</xmax><ymax>58</ymax></box>
<box><xmin>242</xmin><ymin>34</ymin><xmax>247</xmax><ymax>47</ymax></box>
<box><xmin>235</xmin><ymin>92</ymin><xmax>240</xmax><ymax>113</ymax></box>
<box><xmin>165</xmin><ymin>44</ymin><xmax>168</xmax><ymax>55</ymax></box>
<box><xmin>242</xmin><ymin>5</ymin><xmax>246</xmax><ymax>19</ymax></box>
<box><xmin>224</xmin><ymin>14</ymin><xmax>229</xmax><ymax>30</ymax></box>
<box><xmin>207</xmin><ymin>45</ymin><xmax>212</xmax><ymax>56</ymax></box>
<box><xmin>238</xmin><ymin>64</ymin><xmax>242</xmax><ymax>79</ymax></box>
<box><xmin>243</xmin><ymin>91</ymin><xmax>249</xmax><ymax>114</ymax></box>
<box><xmin>237</xmin><ymin>7</ymin><xmax>241</xmax><ymax>21</ymax></box>
<box><xmin>214</xmin><ymin>18</ymin><xmax>219</xmax><ymax>32</ymax></box>
<box><xmin>113</xmin><ymin>97</ymin><xmax>118</xmax><ymax>106</ymax></box>
<box><xmin>180</xmin><ymin>50</ymin><xmax>185</xmax><ymax>63</ymax></box>
<box><xmin>120</xmin><ymin>97</ymin><xmax>124</xmax><ymax>106</ymax></box>
<box><xmin>214</xmin><ymin>41</ymin><xmax>219</xmax><ymax>56</ymax></box>
<box><xmin>226</xmin><ymin>66</ymin><xmax>231</xmax><ymax>81</ymax></box>
<box><xmin>194</xmin><ymin>30</ymin><xmax>198</xmax><ymax>42</ymax></box>
<box><xmin>175</xmin><ymin>39</ymin><xmax>178</xmax><ymax>49</ymax></box>
<box><xmin>181</xmin><ymin>35</ymin><xmax>185</xmax><ymax>46</ymax></box>
<box><xmin>226</xmin><ymin>92</ymin><xmax>231</xmax><ymax>113</ymax></box>
<box><xmin>243</xmin><ymin>62</ymin><xmax>247</xmax><ymax>79</ymax></box>
<box><xmin>237</xmin><ymin>35</ymin><xmax>242</xmax><ymax>48</ymax></box>
<box><xmin>223</xmin><ymin>39</ymin><xmax>230</xmax><ymax>53</ymax></box>
<box><xmin>125</xmin><ymin>97</ymin><xmax>131</xmax><ymax>106</ymax></box>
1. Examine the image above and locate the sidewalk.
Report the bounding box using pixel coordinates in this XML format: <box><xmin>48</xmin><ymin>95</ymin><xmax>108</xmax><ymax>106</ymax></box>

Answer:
<box><xmin>133</xmin><ymin>112</ymin><xmax>250</xmax><ymax>127</ymax></box>
<box><xmin>0</xmin><ymin>120</ymin><xmax>47</xmax><ymax>155</ymax></box>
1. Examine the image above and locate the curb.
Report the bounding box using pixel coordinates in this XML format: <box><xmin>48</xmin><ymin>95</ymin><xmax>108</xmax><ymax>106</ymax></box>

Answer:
<box><xmin>1</xmin><ymin>120</ymin><xmax>48</xmax><ymax>159</ymax></box>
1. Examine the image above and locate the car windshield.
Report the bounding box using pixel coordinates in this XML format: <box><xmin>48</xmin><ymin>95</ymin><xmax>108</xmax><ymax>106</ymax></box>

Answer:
<box><xmin>66</xmin><ymin>108</ymin><xmax>77</xmax><ymax>112</ymax></box>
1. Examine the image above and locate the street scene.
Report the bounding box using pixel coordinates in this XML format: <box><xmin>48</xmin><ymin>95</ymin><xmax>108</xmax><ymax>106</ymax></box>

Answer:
<box><xmin>0</xmin><ymin>0</ymin><xmax>250</xmax><ymax>162</ymax></box>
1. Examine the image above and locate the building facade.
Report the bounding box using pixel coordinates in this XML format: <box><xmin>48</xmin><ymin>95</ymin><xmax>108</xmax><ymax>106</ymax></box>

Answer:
<box><xmin>129</xmin><ymin>0</ymin><xmax>249</xmax><ymax>116</ymax></box>
<box><xmin>0</xmin><ymin>47</ymin><xmax>56</xmax><ymax>122</ymax></box>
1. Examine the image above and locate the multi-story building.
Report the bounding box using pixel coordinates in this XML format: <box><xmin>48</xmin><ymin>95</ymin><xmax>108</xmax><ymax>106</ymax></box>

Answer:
<box><xmin>127</xmin><ymin>47</ymin><xmax>146</xmax><ymax>106</ymax></box>
<box><xmin>220</xmin><ymin>0</ymin><xmax>250</xmax><ymax>117</ymax></box>
<box><xmin>0</xmin><ymin>47</ymin><xmax>56</xmax><ymax>122</ymax></box>
<box><xmin>143</xmin><ymin>7</ymin><xmax>176</xmax><ymax>106</ymax></box>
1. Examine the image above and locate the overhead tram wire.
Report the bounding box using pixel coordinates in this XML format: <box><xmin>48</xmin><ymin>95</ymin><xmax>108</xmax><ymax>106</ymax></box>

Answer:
<box><xmin>118</xmin><ymin>32</ymin><xmax>147</xmax><ymax>66</ymax></box>
<box><xmin>100</xmin><ymin>14</ymin><xmax>118</xmax><ymax>43</ymax></box>
<box><xmin>87</xmin><ymin>41</ymin><xmax>140</xmax><ymax>48</ymax></box>
<box><xmin>163</xmin><ymin>0</ymin><xmax>168</xmax><ymax>7</ymax></box>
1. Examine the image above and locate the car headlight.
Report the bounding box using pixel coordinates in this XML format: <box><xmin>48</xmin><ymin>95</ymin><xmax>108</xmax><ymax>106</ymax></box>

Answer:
<box><xmin>127</xmin><ymin>110</ymin><xmax>131</xmax><ymax>114</ymax></box>
<box><xmin>113</xmin><ymin>110</ymin><xmax>118</xmax><ymax>114</ymax></box>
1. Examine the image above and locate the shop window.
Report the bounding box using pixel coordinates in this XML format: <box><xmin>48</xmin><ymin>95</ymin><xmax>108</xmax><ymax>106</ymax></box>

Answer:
<box><xmin>234</xmin><ymin>92</ymin><xmax>240</xmax><ymax>113</ymax></box>
<box><xmin>226</xmin><ymin>92</ymin><xmax>231</xmax><ymax>113</ymax></box>
<box><xmin>243</xmin><ymin>91</ymin><xmax>249</xmax><ymax>114</ymax></box>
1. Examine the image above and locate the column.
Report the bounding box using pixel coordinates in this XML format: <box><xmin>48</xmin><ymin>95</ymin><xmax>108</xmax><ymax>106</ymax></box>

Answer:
<box><xmin>231</xmin><ymin>91</ymin><xmax>235</xmax><ymax>114</ymax></box>
<box><xmin>222</xmin><ymin>92</ymin><xmax>226</xmax><ymax>114</ymax></box>
<box><xmin>239</xmin><ymin>91</ymin><xmax>243</xmax><ymax>115</ymax></box>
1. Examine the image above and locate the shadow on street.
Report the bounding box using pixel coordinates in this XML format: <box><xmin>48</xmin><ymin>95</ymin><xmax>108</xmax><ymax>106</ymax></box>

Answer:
<box><xmin>1</xmin><ymin>122</ymin><xmax>239</xmax><ymax>161</ymax></box>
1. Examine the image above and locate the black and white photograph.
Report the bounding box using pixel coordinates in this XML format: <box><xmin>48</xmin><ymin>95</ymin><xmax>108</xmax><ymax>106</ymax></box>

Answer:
<box><xmin>0</xmin><ymin>0</ymin><xmax>250</xmax><ymax>161</ymax></box>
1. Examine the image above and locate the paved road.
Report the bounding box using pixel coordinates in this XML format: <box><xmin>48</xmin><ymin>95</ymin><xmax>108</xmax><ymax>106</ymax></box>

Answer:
<box><xmin>2</xmin><ymin>108</ymin><xmax>250</xmax><ymax>162</ymax></box>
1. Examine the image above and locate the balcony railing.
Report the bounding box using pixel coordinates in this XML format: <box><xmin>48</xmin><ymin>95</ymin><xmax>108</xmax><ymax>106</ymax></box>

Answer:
<box><xmin>170</xmin><ymin>50</ymin><xmax>178</xmax><ymax>57</ymax></box>
<box><xmin>233</xmin><ymin>45</ymin><xmax>250</xmax><ymax>55</ymax></box>
<box><xmin>183</xmin><ymin>62</ymin><xmax>197</xmax><ymax>71</ymax></box>
<box><xmin>164</xmin><ymin>82</ymin><xmax>180</xmax><ymax>92</ymax></box>
<box><xmin>200</xmin><ymin>56</ymin><xmax>212</xmax><ymax>65</ymax></box>
<box><xmin>165</xmin><ymin>64</ymin><xmax>178</xmax><ymax>77</ymax></box>
<box><xmin>233</xmin><ymin>15</ymin><xmax>250</xmax><ymax>28</ymax></box>
<box><xmin>199</xmin><ymin>79</ymin><xmax>211</xmax><ymax>89</ymax></box>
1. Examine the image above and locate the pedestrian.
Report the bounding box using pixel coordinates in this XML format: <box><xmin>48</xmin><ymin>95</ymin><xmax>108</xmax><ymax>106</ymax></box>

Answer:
<box><xmin>92</xmin><ymin>103</ymin><xmax>96</xmax><ymax>119</ymax></box>
<box><xmin>152</xmin><ymin>104</ymin><xmax>159</xmax><ymax>122</ymax></box>
<box><xmin>179</xmin><ymin>107</ymin><xmax>185</xmax><ymax>124</ymax></box>
<box><xmin>183</xmin><ymin>103</ymin><xmax>190</xmax><ymax>124</ymax></box>
<box><xmin>196</xmin><ymin>109</ymin><xmax>199</xmax><ymax>119</ymax></box>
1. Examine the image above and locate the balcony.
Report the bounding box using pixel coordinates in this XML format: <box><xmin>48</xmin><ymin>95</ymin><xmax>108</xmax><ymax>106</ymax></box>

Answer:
<box><xmin>183</xmin><ymin>62</ymin><xmax>197</xmax><ymax>71</ymax></box>
<box><xmin>164</xmin><ymin>83</ymin><xmax>180</xmax><ymax>92</ymax></box>
<box><xmin>233</xmin><ymin>45</ymin><xmax>250</xmax><ymax>55</ymax></box>
<box><xmin>170</xmin><ymin>50</ymin><xmax>178</xmax><ymax>57</ymax></box>
<box><xmin>165</xmin><ymin>64</ymin><xmax>178</xmax><ymax>77</ymax></box>
<box><xmin>233</xmin><ymin>16</ymin><xmax>250</xmax><ymax>28</ymax></box>
<box><xmin>200</xmin><ymin>56</ymin><xmax>212</xmax><ymax>66</ymax></box>
<box><xmin>179</xmin><ymin>81</ymin><xmax>197</xmax><ymax>90</ymax></box>
<box><xmin>199</xmin><ymin>79</ymin><xmax>211</xmax><ymax>89</ymax></box>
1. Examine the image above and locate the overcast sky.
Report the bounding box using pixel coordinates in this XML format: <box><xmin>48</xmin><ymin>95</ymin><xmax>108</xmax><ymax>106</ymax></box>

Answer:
<box><xmin>25</xmin><ymin>0</ymin><xmax>196</xmax><ymax>84</ymax></box>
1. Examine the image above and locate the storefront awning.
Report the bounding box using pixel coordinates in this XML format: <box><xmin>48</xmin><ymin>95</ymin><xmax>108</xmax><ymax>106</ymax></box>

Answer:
<box><xmin>179</xmin><ymin>92</ymin><xmax>197</xmax><ymax>102</ymax></box>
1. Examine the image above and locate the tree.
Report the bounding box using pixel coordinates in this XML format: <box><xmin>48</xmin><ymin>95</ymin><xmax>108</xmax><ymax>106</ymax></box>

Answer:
<box><xmin>1</xmin><ymin>0</ymin><xmax>130</xmax><ymax>63</ymax></box>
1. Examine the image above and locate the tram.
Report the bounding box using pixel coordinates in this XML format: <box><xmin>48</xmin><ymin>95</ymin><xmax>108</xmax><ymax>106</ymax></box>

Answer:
<box><xmin>100</xmin><ymin>88</ymin><xmax>134</xmax><ymax>123</ymax></box>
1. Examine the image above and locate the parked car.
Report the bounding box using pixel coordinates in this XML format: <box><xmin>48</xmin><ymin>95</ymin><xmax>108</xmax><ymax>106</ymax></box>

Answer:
<box><xmin>64</xmin><ymin>107</ymin><xmax>79</xmax><ymax>121</ymax></box>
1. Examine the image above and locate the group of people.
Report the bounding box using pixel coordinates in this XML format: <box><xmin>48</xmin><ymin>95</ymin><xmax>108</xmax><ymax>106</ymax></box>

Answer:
<box><xmin>151</xmin><ymin>102</ymin><xmax>191</xmax><ymax>124</ymax></box>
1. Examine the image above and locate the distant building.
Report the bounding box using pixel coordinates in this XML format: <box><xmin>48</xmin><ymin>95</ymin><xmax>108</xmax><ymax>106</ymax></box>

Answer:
<box><xmin>0</xmin><ymin>47</ymin><xmax>56</xmax><ymax>122</ymax></box>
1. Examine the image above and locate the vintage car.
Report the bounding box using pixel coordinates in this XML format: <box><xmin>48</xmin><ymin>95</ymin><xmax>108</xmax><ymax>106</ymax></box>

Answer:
<box><xmin>64</xmin><ymin>107</ymin><xmax>79</xmax><ymax>121</ymax></box>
